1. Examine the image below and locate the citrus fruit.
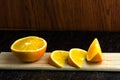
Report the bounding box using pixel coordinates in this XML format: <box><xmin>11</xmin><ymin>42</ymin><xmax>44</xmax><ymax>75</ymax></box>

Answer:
<box><xmin>11</xmin><ymin>36</ymin><xmax>47</xmax><ymax>62</ymax></box>
<box><xmin>68</xmin><ymin>48</ymin><xmax>87</xmax><ymax>68</ymax></box>
<box><xmin>49</xmin><ymin>50</ymin><xmax>69</xmax><ymax>68</ymax></box>
<box><xmin>86</xmin><ymin>38</ymin><xmax>103</xmax><ymax>62</ymax></box>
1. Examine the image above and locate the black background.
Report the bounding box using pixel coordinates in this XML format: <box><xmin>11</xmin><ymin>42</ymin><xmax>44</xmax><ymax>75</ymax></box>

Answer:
<box><xmin>0</xmin><ymin>30</ymin><xmax>120</xmax><ymax>80</ymax></box>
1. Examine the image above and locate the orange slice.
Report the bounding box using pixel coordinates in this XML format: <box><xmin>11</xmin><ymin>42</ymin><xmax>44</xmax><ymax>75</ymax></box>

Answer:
<box><xmin>68</xmin><ymin>48</ymin><xmax>87</xmax><ymax>68</ymax></box>
<box><xmin>11</xmin><ymin>36</ymin><xmax>47</xmax><ymax>62</ymax></box>
<box><xmin>86</xmin><ymin>38</ymin><xmax>103</xmax><ymax>62</ymax></box>
<box><xmin>49</xmin><ymin>50</ymin><xmax>69</xmax><ymax>68</ymax></box>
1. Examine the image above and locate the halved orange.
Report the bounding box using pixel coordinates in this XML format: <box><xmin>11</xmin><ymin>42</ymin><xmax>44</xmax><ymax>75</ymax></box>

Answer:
<box><xmin>68</xmin><ymin>48</ymin><xmax>87</xmax><ymax>68</ymax></box>
<box><xmin>86</xmin><ymin>38</ymin><xmax>103</xmax><ymax>62</ymax></box>
<box><xmin>49</xmin><ymin>50</ymin><xmax>69</xmax><ymax>68</ymax></box>
<box><xmin>11</xmin><ymin>36</ymin><xmax>47</xmax><ymax>62</ymax></box>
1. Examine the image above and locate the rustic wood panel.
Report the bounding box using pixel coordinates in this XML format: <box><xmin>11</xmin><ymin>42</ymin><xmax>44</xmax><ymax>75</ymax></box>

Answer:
<box><xmin>0</xmin><ymin>0</ymin><xmax>120</xmax><ymax>31</ymax></box>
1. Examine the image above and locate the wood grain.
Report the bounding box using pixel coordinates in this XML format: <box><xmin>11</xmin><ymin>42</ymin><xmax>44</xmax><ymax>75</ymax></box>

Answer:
<box><xmin>0</xmin><ymin>0</ymin><xmax>120</xmax><ymax>31</ymax></box>
<box><xmin>1</xmin><ymin>52</ymin><xmax>120</xmax><ymax>71</ymax></box>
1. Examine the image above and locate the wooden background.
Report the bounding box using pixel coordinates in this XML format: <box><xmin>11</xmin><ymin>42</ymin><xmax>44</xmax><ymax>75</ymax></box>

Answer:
<box><xmin>0</xmin><ymin>0</ymin><xmax>120</xmax><ymax>31</ymax></box>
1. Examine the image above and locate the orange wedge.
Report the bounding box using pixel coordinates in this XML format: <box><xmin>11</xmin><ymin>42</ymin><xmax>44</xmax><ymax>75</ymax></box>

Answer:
<box><xmin>49</xmin><ymin>50</ymin><xmax>69</xmax><ymax>68</ymax></box>
<box><xmin>68</xmin><ymin>48</ymin><xmax>87</xmax><ymax>68</ymax></box>
<box><xmin>86</xmin><ymin>38</ymin><xmax>103</xmax><ymax>62</ymax></box>
<box><xmin>11</xmin><ymin>36</ymin><xmax>47</xmax><ymax>62</ymax></box>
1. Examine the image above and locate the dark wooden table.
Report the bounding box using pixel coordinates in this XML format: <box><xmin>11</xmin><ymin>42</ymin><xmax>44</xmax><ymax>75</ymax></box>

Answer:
<box><xmin>0</xmin><ymin>30</ymin><xmax>120</xmax><ymax>80</ymax></box>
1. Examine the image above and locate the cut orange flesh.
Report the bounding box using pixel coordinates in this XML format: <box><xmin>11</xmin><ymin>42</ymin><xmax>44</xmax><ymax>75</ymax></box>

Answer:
<box><xmin>49</xmin><ymin>50</ymin><xmax>69</xmax><ymax>68</ymax></box>
<box><xmin>86</xmin><ymin>38</ymin><xmax>103</xmax><ymax>62</ymax></box>
<box><xmin>68</xmin><ymin>48</ymin><xmax>87</xmax><ymax>68</ymax></box>
<box><xmin>11</xmin><ymin>36</ymin><xmax>47</xmax><ymax>62</ymax></box>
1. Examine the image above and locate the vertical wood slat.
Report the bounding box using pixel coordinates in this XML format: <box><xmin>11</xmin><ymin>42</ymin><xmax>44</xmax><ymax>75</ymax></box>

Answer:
<box><xmin>0</xmin><ymin>0</ymin><xmax>119</xmax><ymax>31</ymax></box>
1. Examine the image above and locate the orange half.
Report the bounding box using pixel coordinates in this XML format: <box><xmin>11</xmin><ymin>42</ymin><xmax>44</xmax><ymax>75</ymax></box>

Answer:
<box><xmin>11</xmin><ymin>36</ymin><xmax>47</xmax><ymax>62</ymax></box>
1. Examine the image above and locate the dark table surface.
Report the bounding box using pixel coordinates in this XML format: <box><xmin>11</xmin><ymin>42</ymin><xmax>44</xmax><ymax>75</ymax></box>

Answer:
<box><xmin>0</xmin><ymin>30</ymin><xmax>120</xmax><ymax>80</ymax></box>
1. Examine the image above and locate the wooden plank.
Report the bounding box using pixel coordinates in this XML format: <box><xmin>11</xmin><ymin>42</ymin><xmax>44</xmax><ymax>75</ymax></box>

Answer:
<box><xmin>0</xmin><ymin>52</ymin><xmax>120</xmax><ymax>71</ymax></box>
